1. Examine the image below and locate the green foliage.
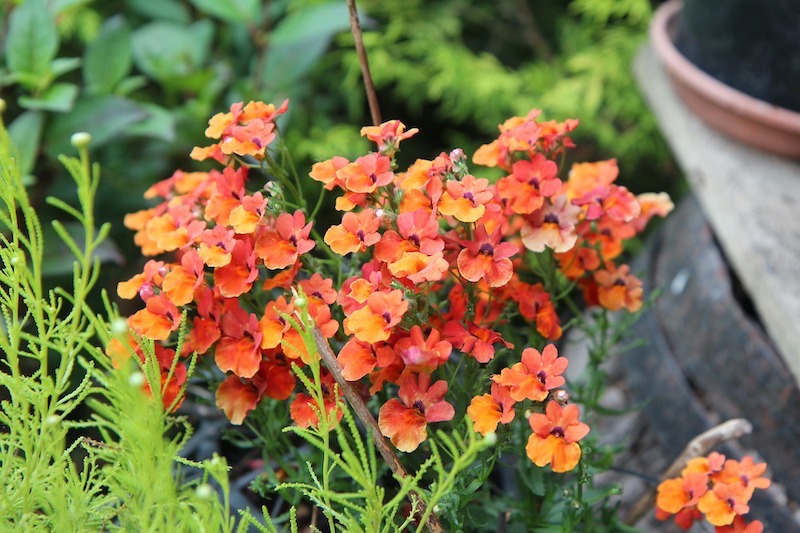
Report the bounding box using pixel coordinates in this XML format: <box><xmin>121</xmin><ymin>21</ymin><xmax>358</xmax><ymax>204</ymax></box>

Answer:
<box><xmin>275</xmin><ymin>295</ymin><xmax>496</xmax><ymax>532</ymax></box>
<box><xmin>0</xmin><ymin>115</ymin><xmax>235</xmax><ymax>530</ymax></box>
<box><xmin>336</xmin><ymin>0</ymin><xmax>671</xmax><ymax>186</ymax></box>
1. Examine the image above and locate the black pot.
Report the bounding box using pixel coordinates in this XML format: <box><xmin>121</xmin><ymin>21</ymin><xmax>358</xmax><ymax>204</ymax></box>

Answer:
<box><xmin>675</xmin><ymin>0</ymin><xmax>800</xmax><ymax>112</ymax></box>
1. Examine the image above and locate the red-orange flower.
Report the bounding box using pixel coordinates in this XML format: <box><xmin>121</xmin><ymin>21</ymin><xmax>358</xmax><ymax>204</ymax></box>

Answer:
<box><xmin>343</xmin><ymin>289</ymin><xmax>408</xmax><ymax>344</ymax></box>
<box><xmin>162</xmin><ymin>250</ymin><xmax>205</xmax><ymax>306</ymax></box>
<box><xmin>594</xmin><ymin>263</ymin><xmax>643</xmax><ymax>312</ymax></box>
<box><xmin>526</xmin><ymin>401</ymin><xmax>589</xmax><ymax>473</ymax></box>
<box><xmin>289</xmin><ymin>371</ymin><xmax>343</xmax><ymax>429</ymax></box>
<box><xmin>337</xmin><ymin>153</ymin><xmax>394</xmax><ymax>194</ymax></box>
<box><xmin>497</xmin><ymin>155</ymin><xmax>561</xmax><ymax>215</ymax></box>
<box><xmin>337</xmin><ymin>338</ymin><xmax>394</xmax><ymax>381</ymax></box>
<box><xmin>656</xmin><ymin>472</ymin><xmax>709</xmax><ymax>515</ymax></box>
<box><xmin>442</xmin><ymin>320</ymin><xmax>513</xmax><ymax>363</ymax></box>
<box><xmin>324</xmin><ymin>209</ymin><xmax>381</xmax><ymax>255</ymax></box>
<box><xmin>127</xmin><ymin>294</ymin><xmax>181</xmax><ymax>341</ymax></box>
<box><xmin>255</xmin><ymin>210</ymin><xmax>315</xmax><ymax>269</ymax></box>
<box><xmin>698</xmin><ymin>482</ymin><xmax>751</xmax><ymax>527</ymax></box>
<box><xmin>467</xmin><ymin>382</ymin><xmax>516</xmax><ymax>435</ymax></box>
<box><xmin>361</xmin><ymin>119</ymin><xmax>419</xmax><ymax>157</ymax></box>
<box><xmin>438</xmin><ymin>175</ymin><xmax>492</xmax><ymax>223</ymax></box>
<box><xmin>378</xmin><ymin>373</ymin><xmax>455</xmax><ymax>452</ymax></box>
<box><xmin>715</xmin><ymin>516</ymin><xmax>764</xmax><ymax>533</ymax></box>
<box><xmin>457</xmin><ymin>225</ymin><xmax>518</xmax><ymax>288</ymax></box>
<box><xmin>494</xmin><ymin>344</ymin><xmax>568</xmax><ymax>402</ymax></box>
<box><xmin>393</xmin><ymin>326</ymin><xmax>452</xmax><ymax>374</ymax></box>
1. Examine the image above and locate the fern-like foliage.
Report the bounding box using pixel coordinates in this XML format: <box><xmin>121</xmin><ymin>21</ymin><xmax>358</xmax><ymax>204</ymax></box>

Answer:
<box><xmin>0</xmin><ymin>111</ymin><xmax>236</xmax><ymax>530</ymax></box>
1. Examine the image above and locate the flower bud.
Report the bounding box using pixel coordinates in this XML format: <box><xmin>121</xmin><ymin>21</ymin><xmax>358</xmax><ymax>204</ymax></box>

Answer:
<box><xmin>0</xmin><ymin>99</ymin><xmax>6</xmax><ymax>113</ymax></box>
<box><xmin>111</xmin><ymin>317</ymin><xmax>129</xmax><ymax>335</ymax></box>
<box><xmin>45</xmin><ymin>415</ymin><xmax>60</xmax><ymax>426</ymax></box>
<box><xmin>128</xmin><ymin>372</ymin><xmax>146</xmax><ymax>388</ymax></box>
<box><xmin>195</xmin><ymin>483</ymin><xmax>214</xmax><ymax>499</ymax></box>
<box><xmin>553</xmin><ymin>389</ymin><xmax>570</xmax><ymax>404</ymax></box>
<box><xmin>483</xmin><ymin>432</ymin><xmax>497</xmax><ymax>447</ymax></box>
<box><xmin>70</xmin><ymin>132</ymin><xmax>92</xmax><ymax>149</ymax></box>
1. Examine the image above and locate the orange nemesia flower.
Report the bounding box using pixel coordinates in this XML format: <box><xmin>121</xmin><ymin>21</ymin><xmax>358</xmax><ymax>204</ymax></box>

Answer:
<box><xmin>343</xmin><ymin>289</ymin><xmax>408</xmax><ymax>344</ymax></box>
<box><xmin>526</xmin><ymin>401</ymin><xmax>589</xmax><ymax>473</ymax></box>
<box><xmin>494</xmin><ymin>344</ymin><xmax>568</xmax><ymax>402</ymax></box>
<box><xmin>457</xmin><ymin>225</ymin><xmax>518</xmax><ymax>288</ymax></box>
<box><xmin>127</xmin><ymin>294</ymin><xmax>181</xmax><ymax>341</ymax></box>
<box><xmin>324</xmin><ymin>209</ymin><xmax>381</xmax><ymax>255</ymax></box>
<box><xmin>467</xmin><ymin>382</ymin><xmax>516</xmax><ymax>435</ymax></box>
<box><xmin>594</xmin><ymin>263</ymin><xmax>643</xmax><ymax>313</ymax></box>
<box><xmin>378</xmin><ymin>373</ymin><xmax>455</xmax><ymax>452</ymax></box>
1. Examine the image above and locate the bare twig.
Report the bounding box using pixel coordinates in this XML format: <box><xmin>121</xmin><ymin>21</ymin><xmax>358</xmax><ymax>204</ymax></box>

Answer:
<box><xmin>624</xmin><ymin>418</ymin><xmax>753</xmax><ymax>525</ymax></box>
<box><xmin>346</xmin><ymin>0</ymin><xmax>382</xmax><ymax>126</ymax></box>
<box><xmin>311</xmin><ymin>328</ymin><xmax>445</xmax><ymax>533</ymax></box>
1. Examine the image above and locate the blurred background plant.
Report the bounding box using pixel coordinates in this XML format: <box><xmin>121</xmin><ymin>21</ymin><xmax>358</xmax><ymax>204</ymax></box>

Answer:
<box><xmin>0</xmin><ymin>0</ymin><xmax>678</xmax><ymax>298</ymax></box>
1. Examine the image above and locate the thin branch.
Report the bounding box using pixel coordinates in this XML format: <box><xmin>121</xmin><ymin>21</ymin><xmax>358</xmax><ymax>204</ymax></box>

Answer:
<box><xmin>624</xmin><ymin>418</ymin><xmax>753</xmax><ymax>525</ymax></box>
<box><xmin>346</xmin><ymin>0</ymin><xmax>382</xmax><ymax>126</ymax></box>
<box><xmin>312</xmin><ymin>328</ymin><xmax>445</xmax><ymax>533</ymax></box>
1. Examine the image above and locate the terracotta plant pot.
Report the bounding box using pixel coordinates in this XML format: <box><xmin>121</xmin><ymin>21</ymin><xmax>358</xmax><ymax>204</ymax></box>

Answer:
<box><xmin>650</xmin><ymin>0</ymin><xmax>800</xmax><ymax>159</ymax></box>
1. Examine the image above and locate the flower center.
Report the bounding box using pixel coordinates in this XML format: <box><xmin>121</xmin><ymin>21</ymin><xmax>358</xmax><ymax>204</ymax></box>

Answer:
<box><xmin>478</xmin><ymin>243</ymin><xmax>494</xmax><ymax>256</ymax></box>
<box><xmin>413</xmin><ymin>400</ymin><xmax>426</xmax><ymax>413</ymax></box>
<box><xmin>543</xmin><ymin>213</ymin><xmax>559</xmax><ymax>224</ymax></box>
<box><xmin>550</xmin><ymin>426</ymin><xmax>565</xmax><ymax>438</ymax></box>
<box><xmin>536</xmin><ymin>370</ymin><xmax>547</xmax><ymax>384</ymax></box>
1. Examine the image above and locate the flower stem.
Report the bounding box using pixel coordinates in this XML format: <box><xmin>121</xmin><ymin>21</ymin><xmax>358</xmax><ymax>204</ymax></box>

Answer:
<box><xmin>347</xmin><ymin>0</ymin><xmax>382</xmax><ymax>126</ymax></box>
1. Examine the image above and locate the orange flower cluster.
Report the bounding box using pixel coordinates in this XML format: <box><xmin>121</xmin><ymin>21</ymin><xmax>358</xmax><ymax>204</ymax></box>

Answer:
<box><xmin>656</xmin><ymin>452</ymin><xmax>769</xmax><ymax>531</ymax></box>
<box><xmin>117</xmin><ymin>101</ymin><xmax>671</xmax><ymax>465</ymax></box>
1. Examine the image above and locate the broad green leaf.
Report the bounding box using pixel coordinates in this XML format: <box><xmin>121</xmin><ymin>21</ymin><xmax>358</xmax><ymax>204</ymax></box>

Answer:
<box><xmin>270</xmin><ymin>2</ymin><xmax>350</xmax><ymax>45</ymax></box>
<box><xmin>51</xmin><ymin>58</ymin><xmax>82</xmax><ymax>78</ymax></box>
<box><xmin>19</xmin><ymin>83</ymin><xmax>79</xmax><ymax>112</ymax></box>
<box><xmin>5</xmin><ymin>0</ymin><xmax>59</xmax><ymax>81</ymax></box>
<box><xmin>7</xmin><ymin>110</ymin><xmax>44</xmax><ymax>177</ymax></box>
<box><xmin>131</xmin><ymin>20</ymin><xmax>213</xmax><ymax>83</ymax></box>
<box><xmin>115</xmin><ymin>76</ymin><xmax>148</xmax><ymax>96</ymax></box>
<box><xmin>84</xmin><ymin>16</ymin><xmax>132</xmax><ymax>94</ymax></box>
<box><xmin>41</xmin><ymin>221</ymin><xmax>123</xmax><ymax>277</ymax></box>
<box><xmin>125</xmin><ymin>103</ymin><xmax>176</xmax><ymax>142</ymax></box>
<box><xmin>52</xmin><ymin>0</ymin><xmax>93</xmax><ymax>15</ymax></box>
<box><xmin>261</xmin><ymin>2</ymin><xmax>351</xmax><ymax>92</ymax></box>
<box><xmin>124</xmin><ymin>0</ymin><xmax>190</xmax><ymax>24</ymax></box>
<box><xmin>188</xmin><ymin>0</ymin><xmax>261</xmax><ymax>24</ymax></box>
<box><xmin>45</xmin><ymin>95</ymin><xmax>148</xmax><ymax>157</ymax></box>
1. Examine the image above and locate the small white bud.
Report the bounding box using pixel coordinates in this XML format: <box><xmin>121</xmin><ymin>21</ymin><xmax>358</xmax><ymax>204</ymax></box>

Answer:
<box><xmin>70</xmin><ymin>132</ymin><xmax>92</xmax><ymax>149</ymax></box>
<box><xmin>128</xmin><ymin>371</ymin><xmax>145</xmax><ymax>388</ymax></box>
<box><xmin>111</xmin><ymin>317</ymin><xmax>129</xmax><ymax>335</ymax></box>
<box><xmin>45</xmin><ymin>414</ymin><xmax>60</xmax><ymax>426</ymax></box>
<box><xmin>483</xmin><ymin>432</ymin><xmax>497</xmax><ymax>447</ymax></box>
<box><xmin>0</xmin><ymin>99</ymin><xmax>6</xmax><ymax>113</ymax></box>
<box><xmin>195</xmin><ymin>483</ymin><xmax>214</xmax><ymax>499</ymax></box>
<box><xmin>294</xmin><ymin>297</ymin><xmax>307</xmax><ymax>307</ymax></box>
<box><xmin>432</xmin><ymin>505</ymin><xmax>440</xmax><ymax>514</ymax></box>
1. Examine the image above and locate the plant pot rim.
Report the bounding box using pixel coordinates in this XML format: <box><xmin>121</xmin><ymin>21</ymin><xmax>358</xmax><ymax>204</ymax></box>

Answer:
<box><xmin>650</xmin><ymin>0</ymin><xmax>800</xmax><ymax>159</ymax></box>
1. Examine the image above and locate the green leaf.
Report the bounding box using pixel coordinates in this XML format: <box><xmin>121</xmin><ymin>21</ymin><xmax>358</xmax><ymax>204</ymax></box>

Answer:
<box><xmin>84</xmin><ymin>15</ymin><xmax>132</xmax><ymax>94</ymax></box>
<box><xmin>261</xmin><ymin>2</ymin><xmax>351</xmax><ymax>92</ymax></box>
<box><xmin>5</xmin><ymin>0</ymin><xmax>59</xmax><ymax>81</ymax></box>
<box><xmin>45</xmin><ymin>95</ymin><xmax>148</xmax><ymax>157</ymax></box>
<box><xmin>19</xmin><ymin>83</ymin><xmax>78</xmax><ymax>112</ymax></box>
<box><xmin>41</xmin><ymin>221</ymin><xmax>123</xmax><ymax>277</ymax></box>
<box><xmin>188</xmin><ymin>0</ymin><xmax>261</xmax><ymax>24</ymax></box>
<box><xmin>124</xmin><ymin>0</ymin><xmax>191</xmax><ymax>24</ymax></box>
<box><xmin>131</xmin><ymin>20</ymin><xmax>213</xmax><ymax>83</ymax></box>
<box><xmin>51</xmin><ymin>58</ymin><xmax>82</xmax><ymax>79</ymax></box>
<box><xmin>7</xmin><ymin>111</ymin><xmax>45</xmax><ymax>177</ymax></box>
<box><xmin>125</xmin><ymin>103</ymin><xmax>176</xmax><ymax>142</ymax></box>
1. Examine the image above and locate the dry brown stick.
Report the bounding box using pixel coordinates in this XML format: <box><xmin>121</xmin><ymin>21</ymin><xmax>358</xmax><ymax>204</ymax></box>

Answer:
<box><xmin>624</xmin><ymin>418</ymin><xmax>753</xmax><ymax>525</ymax></box>
<box><xmin>346</xmin><ymin>0</ymin><xmax>382</xmax><ymax>126</ymax></box>
<box><xmin>312</xmin><ymin>328</ymin><xmax>445</xmax><ymax>533</ymax></box>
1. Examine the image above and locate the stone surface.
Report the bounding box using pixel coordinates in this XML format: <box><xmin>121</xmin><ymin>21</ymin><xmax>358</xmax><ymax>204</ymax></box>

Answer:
<box><xmin>634</xmin><ymin>43</ymin><xmax>800</xmax><ymax>387</ymax></box>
